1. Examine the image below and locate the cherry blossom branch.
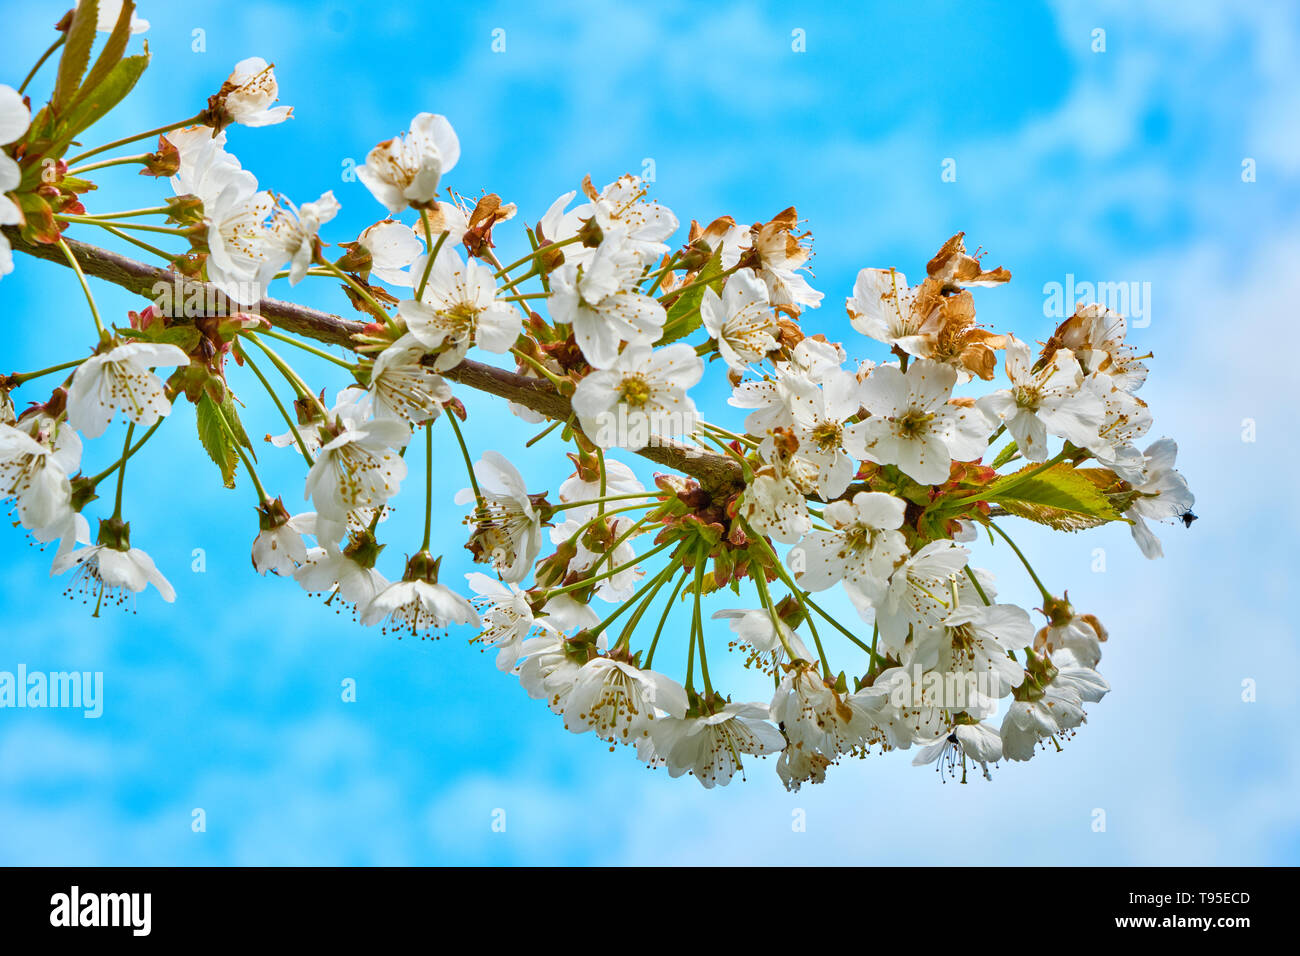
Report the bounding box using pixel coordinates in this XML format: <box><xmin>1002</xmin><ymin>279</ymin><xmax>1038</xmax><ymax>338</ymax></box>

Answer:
<box><xmin>4</xmin><ymin>229</ymin><xmax>745</xmax><ymax>488</ymax></box>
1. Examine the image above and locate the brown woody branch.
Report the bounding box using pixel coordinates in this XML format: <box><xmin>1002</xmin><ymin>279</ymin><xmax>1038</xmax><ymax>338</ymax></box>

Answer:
<box><xmin>5</xmin><ymin>229</ymin><xmax>745</xmax><ymax>489</ymax></box>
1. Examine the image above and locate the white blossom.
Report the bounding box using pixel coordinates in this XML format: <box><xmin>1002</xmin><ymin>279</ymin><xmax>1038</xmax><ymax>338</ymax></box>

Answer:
<box><xmin>467</xmin><ymin>572</ymin><xmax>550</xmax><ymax>671</ymax></box>
<box><xmin>739</xmin><ymin>469</ymin><xmax>812</xmax><ymax>545</ymax></box>
<box><xmin>874</xmin><ymin>540</ymin><xmax>995</xmax><ymax>656</ymax></box>
<box><xmin>251</xmin><ymin>506</ymin><xmax>316</xmax><ymax>575</ymax></box>
<box><xmin>293</xmin><ymin>544</ymin><xmax>389</xmax><ymax>611</ymax></box>
<box><xmin>700</xmin><ymin>270</ymin><xmax>778</xmax><ymax>371</ymax></box>
<box><xmin>1000</xmin><ymin>649</ymin><xmax>1108</xmax><ymax>762</ymax></box>
<box><xmin>548</xmin><ymin>239</ymin><xmax>666</xmax><ymax>369</ymax></box>
<box><xmin>846</xmin><ymin>267</ymin><xmax>930</xmax><ymax>355</ymax></box>
<box><xmin>66</xmin><ymin>341</ymin><xmax>190</xmax><ymax>439</ymax></box>
<box><xmin>1049</xmin><ymin>304</ymin><xmax>1147</xmax><ymax>393</ymax></box>
<box><xmin>562</xmin><ymin>656</ymin><xmax>688</xmax><ymax>744</ymax></box>
<box><xmin>272</xmin><ymin>190</ymin><xmax>339</xmax><ymax>284</ymax></box>
<box><xmin>649</xmin><ymin>703</ymin><xmax>784</xmax><ymax>787</ymax></box>
<box><xmin>542</xmin><ymin>175</ymin><xmax>677</xmax><ymax>268</ymax></box>
<box><xmin>1124</xmin><ymin>437</ymin><xmax>1194</xmax><ymax>559</ymax></box>
<box><xmin>303</xmin><ymin>400</ymin><xmax>409</xmax><ymax>521</ymax></box>
<box><xmin>216</xmin><ymin>57</ymin><xmax>292</xmax><ymax>128</ymax></box>
<box><xmin>54</xmin><ymin>541</ymin><xmax>176</xmax><ymax>608</ymax></box>
<box><xmin>844</xmin><ymin>359</ymin><xmax>988</xmax><ymax>485</ymax></box>
<box><xmin>357</xmin><ymin>112</ymin><xmax>460</xmax><ymax>214</ymax></box>
<box><xmin>0</xmin><ymin>420</ymin><xmax>81</xmax><ymax>535</ymax></box>
<box><xmin>788</xmin><ymin>491</ymin><xmax>908</xmax><ymax>604</ymax></box>
<box><xmin>361</xmin><ymin>334</ymin><xmax>452</xmax><ymax>425</ymax></box>
<box><xmin>356</xmin><ymin>220</ymin><xmax>424</xmax><ymax>287</ymax></box>
<box><xmin>571</xmin><ymin>344</ymin><xmax>702</xmax><ymax>451</ymax></box>
<box><xmin>912</xmin><ymin>719</ymin><xmax>1003</xmax><ymax>781</ymax></box>
<box><xmin>398</xmin><ymin>249</ymin><xmax>520</xmax><ymax>370</ymax></box>
<box><xmin>0</xmin><ymin>85</ymin><xmax>30</xmax><ymax>281</ymax></box>
<box><xmin>976</xmin><ymin>336</ymin><xmax>1103</xmax><ymax>461</ymax></box>
<box><xmin>454</xmin><ymin>451</ymin><xmax>544</xmax><ymax>583</ymax></box>
<box><xmin>360</xmin><ymin>554</ymin><xmax>478</xmax><ymax>636</ymax></box>
<box><xmin>712</xmin><ymin>608</ymin><xmax>811</xmax><ymax>671</ymax></box>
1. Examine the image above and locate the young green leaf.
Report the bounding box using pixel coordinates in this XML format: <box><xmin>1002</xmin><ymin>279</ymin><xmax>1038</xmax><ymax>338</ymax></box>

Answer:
<box><xmin>990</xmin><ymin>438</ymin><xmax>1020</xmax><ymax>469</ymax></box>
<box><xmin>52</xmin><ymin>0</ymin><xmax>100</xmax><ymax>116</ymax></box>
<box><xmin>983</xmin><ymin>462</ymin><xmax>1123</xmax><ymax>531</ymax></box>
<box><xmin>58</xmin><ymin>53</ymin><xmax>150</xmax><ymax>147</ymax></box>
<box><xmin>73</xmin><ymin>0</ymin><xmax>136</xmax><ymax>111</ymax></box>
<box><xmin>657</xmin><ymin>248</ymin><xmax>723</xmax><ymax>345</ymax></box>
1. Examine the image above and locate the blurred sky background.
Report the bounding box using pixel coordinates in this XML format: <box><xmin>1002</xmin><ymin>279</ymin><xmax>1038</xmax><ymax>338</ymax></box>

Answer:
<box><xmin>2</xmin><ymin>0</ymin><xmax>1297</xmax><ymax>865</ymax></box>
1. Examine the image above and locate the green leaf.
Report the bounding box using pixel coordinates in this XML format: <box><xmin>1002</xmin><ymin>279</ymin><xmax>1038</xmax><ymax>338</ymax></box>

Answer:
<box><xmin>58</xmin><ymin>53</ymin><xmax>150</xmax><ymax>145</ymax></box>
<box><xmin>985</xmin><ymin>462</ymin><xmax>1123</xmax><ymax>532</ymax></box>
<box><xmin>223</xmin><ymin>394</ymin><xmax>255</xmax><ymax>460</ymax></box>
<box><xmin>1075</xmin><ymin>466</ymin><xmax>1143</xmax><ymax>514</ymax></box>
<box><xmin>657</xmin><ymin>248</ymin><xmax>723</xmax><ymax>345</ymax></box>
<box><xmin>990</xmin><ymin>439</ymin><xmax>1020</xmax><ymax>469</ymax></box>
<box><xmin>195</xmin><ymin>391</ymin><xmax>253</xmax><ymax>488</ymax></box>
<box><xmin>52</xmin><ymin>0</ymin><xmax>100</xmax><ymax>115</ymax></box>
<box><xmin>73</xmin><ymin>0</ymin><xmax>135</xmax><ymax>112</ymax></box>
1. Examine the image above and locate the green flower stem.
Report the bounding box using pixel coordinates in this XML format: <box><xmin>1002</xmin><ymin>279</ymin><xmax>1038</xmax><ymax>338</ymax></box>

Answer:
<box><xmin>751</xmin><ymin>563</ymin><xmax>798</xmax><ymax>661</ymax></box>
<box><xmin>644</xmin><ymin>564</ymin><xmax>691</xmax><ymax>669</ymax></box>
<box><xmin>987</xmin><ymin>520</ymin><xmax>1053</xmax><ymax>603</ymax></box>
<box><xmin>550</xmin><ymin>492</ymin><xmax>660</xmax><ymax>513</ymax></box>
<box><xmin>57</xmin><ymin>215</ymin><xmax>189</xmax><ymax>236</ymax></box>
<box><xmin>415</xmin><ymin>212</ymin><xmax>447</xmax><ymax>302</ymax></box>
<box><xmin>496</xmin><ymin>266</ymin><xmax>541</xmax><ymax>296</ymax></box>
<box><xmin>10</xmin><ymin>357</ymin><xmax>86</xmax><ymax>385</ymax></box>
<box><xmin>445</xmin><ymin>411</ymin><xmax>481</xmax><ymax>506</ymax></box>
<box><xmin>492</xmin><ymin>235</ymin><xmax>581</xmax><ymax>280</ymax></box>
<box><xmin>509</xmin><ymin>348</ymin><xmax>567</xmax><ymax>389</ymax></box>
<box><xmin>642</xmin><ymin>251</ymin><xmax>680</xmax><ymax>296</ymax></box>
<box><xmin>17</xmin><ymin>34</ymin><xmax>64</xmax><ymax>94</ymax></box>
<box><xmin>964</xmin><ymin>565</ymin><xmax>993</xmax><ymax>606</ymax></box>
<box><xmin>580</xmin><ymin>513</ymin><xmax>654</xmax><ymax>581</ymax></box>
<box><xmin>544</xmin><ymin>538</ymin><xmax>677</xmax><ymax>599</ymax></box>
<box><xmin>272</xmin><ymin>268</ymin><xmax>334</xmax><ymax>280</ymax></box>
<box><xmin>656</xmin><ymin>264</ymin><xmax>740</xmax><ymax>303</ymax></box>
<box><xmin>244</xmin><ymin>333</ymin><xmax>324</xmax><ymax>411</ymax></box>
<box><xmin>801</xmin><ymin>592</ymin><xmax>877</xmax><ymax>662</ymax></box>
<box><xmin>96</xmin><ymin>223</ymin><xmax>174</xmax><ymax>261</ymax></box>
<box><xmin>691</xmin><ymin>545</ymin><xmax>714</xmax><ymax>695</ymax></box>
<box><xmin>754</xmin><ymin>536</ymin><xmax>834</xmax><ymax>674</ymax></box>
<box><xmin>524</xmin><ymin>416</ymin><xmax>566</xmax><ymax>448</ymax></box>
<box><xmin>697</xmin><ymin>420</ymin><xmax>758</xmax><ymax>447</ymax></box>
<box><xmin>595</xmin><ymin>447</ymin><xmax>607</xmax><ymax>518</ymax></box>
<box><xmin>88</xmin><ymin>418</ymin><xmax>161</xmax><ymax>488</ymax></box>
<box><xmin>233</xmin><ymin>341</ymin><xmax>314</xmax><ymax>466</ymax></box>
<box><xmin>110</xmin><ymin>424</ymin><xmax>135</xmax><ymax>520</ymax></box>
<box><xmin>56</xmin><ymin>238</ymin><xmax>106</xmax><ymax>340</ymax></box>
<box><xmin>797</xmin><ymin>590</ymin><xmax>831</xmax><ymax>673</ymax></box>
<box><xmin>256</xmin><ymin>326</ymin><xmax>355</xmax><ymax>370</ymax></box>
<box><xmin>209</xmin><ymin>397</ymin><xmax>269</xmax><ymax>502</ymax></box>
<box><xmin>421</xmin><ymin>423</ymin><xmax>433</xmax><ymax>550</ymax></box>
<box><xmin>595</xmin><ymin>557</ymin><xmax>680</xmax><ymax>646</ymax></box>
<box><xmin>71</xmin><ymin>206</ymin><xmax>174</xmax><ymax>220</ymax></box>
<box><xmin>67</xmin><ymin>154</ymin><xmax>153</xmax><ymax>177</ymax></box>
<box><xmin>317</xmin><ymin>259</ymin><xmax>395</xmax><ymax>330</ymax></box>
<box><xmin>614</xmin><ymin>557</ymin><xmax>677</xmax><ymax>653</ymax></box>
<box><xmin>554</xmin><ymin>503</ymin><xmax>659</xmax><ymax>564</ymax></box>
<box><xmin>65</xmin><ymin>113</ymin><xmax>205</xmax><ymax>166</ymax></box>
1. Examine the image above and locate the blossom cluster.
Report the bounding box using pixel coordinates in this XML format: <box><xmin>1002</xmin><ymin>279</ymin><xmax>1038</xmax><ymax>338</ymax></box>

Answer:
<box><xmin>0</xmin><ymin>2</ymin><xmax>1195</xmax><ymax>789</ymax></box>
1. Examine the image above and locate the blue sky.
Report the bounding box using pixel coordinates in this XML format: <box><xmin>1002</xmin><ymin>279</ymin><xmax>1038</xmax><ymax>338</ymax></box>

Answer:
<box><xmin>2</xmin><ymin>0</ymin><xmax>1297</xmax><ymax>864</ymax></box>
